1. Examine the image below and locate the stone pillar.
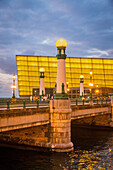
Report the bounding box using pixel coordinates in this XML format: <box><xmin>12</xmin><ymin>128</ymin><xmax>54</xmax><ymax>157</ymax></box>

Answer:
<box><xmin>110</xmin><ymin>96</ymin><xmax>113</xmax><ymax>127</ymax></box>
<box><xmin>49</xmin><ymin>38</ymin><xmax>73</xmax><ymax>152</ymax></box>
<box><xmin>39</xmin><ymin>68</ymin><xmax>45</xmax><ymax>96</ymax></box>
<box><xmin>80</xmin><ymin>75</ymin><xmax>84</xmax><ymax>98</ymax></box>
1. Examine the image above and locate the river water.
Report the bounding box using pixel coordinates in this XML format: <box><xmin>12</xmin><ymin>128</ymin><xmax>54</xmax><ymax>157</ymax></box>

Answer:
<box><xmin>0</xmin><ymin>127</ymin><xmax>113</xmax><ymax>170</ymax></box>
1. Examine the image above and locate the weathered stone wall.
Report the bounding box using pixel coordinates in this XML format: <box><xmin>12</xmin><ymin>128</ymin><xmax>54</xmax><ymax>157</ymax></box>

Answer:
<box><xmin>0</xmin><ymin>107</ymin><xmax>50</xmax><ymax>132</ymax></box>
<box><xmin>0</xmin><ymin>124</ymin><xmax>50</xmax><ymax>151</ymax></box>
<box><xmin>72</xmin><ymin>112</ymin><xmax>111</xmax><ymax>128</ymax></box>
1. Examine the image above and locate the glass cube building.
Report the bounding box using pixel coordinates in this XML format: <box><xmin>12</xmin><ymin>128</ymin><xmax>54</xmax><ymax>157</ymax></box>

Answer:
<box><xmin>16</xmin><ymin>55</ymin><xmax>113</xmax><ymax>98</ymax></box>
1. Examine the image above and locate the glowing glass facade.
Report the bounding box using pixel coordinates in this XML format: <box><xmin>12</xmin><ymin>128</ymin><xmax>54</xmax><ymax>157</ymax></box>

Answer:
<box><xmin>16</xmin><ymin>55</ymin><xmax>113</xmax><ymax>97</ymax></box>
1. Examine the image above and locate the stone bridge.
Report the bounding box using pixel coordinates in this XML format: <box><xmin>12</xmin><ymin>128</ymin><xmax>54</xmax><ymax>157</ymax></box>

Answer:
<box><xmin>0</xmin><ymin>103</ymin><xmax>112</xmax><ymax>152</ymax></box>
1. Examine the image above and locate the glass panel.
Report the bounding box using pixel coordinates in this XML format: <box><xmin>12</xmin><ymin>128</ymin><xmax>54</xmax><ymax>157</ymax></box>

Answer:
<box><xmin>28</xmin><ymin>56</ymin><xmax>37</xmax><ymax>61</ymax></box>
<box><xmin>29</xmin><ymin>72</ymin><xmax>39</xmax><ymax>76</ymax></box>
<box><xmin>94</xmin><ymin>75</ymin><xmax>104</xmax><ymax>79</ymax></box>
<box><xmin>104</xmin><ymin>65</ymin><xmax>112</xmax><ymax>69</ymax></box>
<box><xmin>48</xmin><ymin>57</ymin><xmax>57</xmax><ymax>62</ymax></box>
<box><xmin>28</xmin><ymin>61</ymin><xmax>38</xmax><ymax>66</ymax></box>
<box><xmin>18</xmin><ymin>71</ymin><xmax>28</xmax><ymax>76</ymax></box>
<box><xmin>38</xmin><ymin>56</ymin><xmax>49</xmax><ymax>61</ymax></box>
<box><xmin>70</xmin><ymin>58</ymin><xmax>80</xmax><ymax>63</ymax></box>
<box><xmin>51</xmin><ymin>83</ymin><xmax>56</xmax><ymax>88</ymax></box>
<box><xmin>16</xmin><ymin>56</ymin><xmax>27</xmax><ymax>60</ymax></box>
<box><xmin>93</xmin><ymin>64</ymin><xmax>103</xmax><ymax>69</ymax></box>
<box><xmin>81</xmin><ymin>58</ymin><xmax>92</xmax><ymax>63</ymax></box>
<box><xmin>105</xmin><ymin>69</ymin><xmax>113</xmax><ymax>74</ymax></box>
<box><xmin>93</xmin><ymin>69</ymin><xmax>104</xmax><ymax>74</ymax></box>
<box><xmin>49</xmin><ymin>62</ymin><xmax>57</xmax><ymax>67</ymax></box>
<box><xmin>66</xmin><ymin>62</ymin><xmax>71</xmax><ymax>68</ymax></box>
<box><xmin>92</xmin><ymin>59</ymin><xmax>103</xmax><ymax>63</ymax></box>
<box><xmin>17</xmin><ymin>66</ymin><xmax>28</xmax><ymax>71</ymax></box>
<box><xmin>18</xmin><ymin>76</ymin><xmax>29</xmax><ymax>81</ymax></box>
<box><xmin>103</xmin><ymin>59</ymin><xmax>113</xmax><ymax>64</ymax></box>
<box><xmin>18</xmin><ymin>81</ymin><xmax>29</xmax><ymax>86</ymax></box>
<box><xmin>81</xmin><ymin>63</ymin><xmax>92</xmax><ymax>69</ymax></box>
<box><xmin>17</xmin><ymin>61</ymin><xmax>27</xmax><ymax>65</ymax></box>
<box><xmin>49</xmin><ymin>67</ymin><xmax>57</xmax><ymax>72</ymax></box>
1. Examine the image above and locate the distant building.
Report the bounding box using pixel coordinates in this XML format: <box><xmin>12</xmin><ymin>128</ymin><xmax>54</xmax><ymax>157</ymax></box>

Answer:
<box><xmin>16</xmin><ymin>55</ymin><xmax>113</xmax><ymax>98</ymax></box>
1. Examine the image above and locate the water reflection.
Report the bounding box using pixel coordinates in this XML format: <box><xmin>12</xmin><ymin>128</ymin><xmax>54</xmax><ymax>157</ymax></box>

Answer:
<box><xmin>0</xmin><ymin>127</ymin><xmax>113</xmax><ymax>170</ymax></box>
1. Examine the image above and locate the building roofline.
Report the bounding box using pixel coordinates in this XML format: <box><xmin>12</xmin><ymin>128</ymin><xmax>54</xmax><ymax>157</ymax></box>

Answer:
<box><xmin>16</xmin><ymin>55</ymin><xmax>113</xmax><ymax>59</ymax></box>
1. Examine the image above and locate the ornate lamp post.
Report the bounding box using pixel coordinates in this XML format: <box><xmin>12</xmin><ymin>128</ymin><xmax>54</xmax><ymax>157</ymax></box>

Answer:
<box><xmin>80</xmin><ymin>75</ymin><xmax>84</xmax><ymax>98</ymax></box>
<box><xmin>12</xmin><ymin>74</ymin><xmax>16</xmax><ymax>98</ymax></box>
<box><xmin>89</xmin><ymin>71</ymin><xmax>93</xmax><ymax>99</ymax></box>
<box><xmin>39</xmin><ymin>68</ymin><xmax>45</xmax><ymax>101</ymax></box>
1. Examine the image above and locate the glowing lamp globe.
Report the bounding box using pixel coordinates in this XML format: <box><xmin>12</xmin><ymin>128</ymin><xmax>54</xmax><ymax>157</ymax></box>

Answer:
<box><xmin>40</xmin><ymin>68</ymin><xmax>45</xmax><ymax>72</ymax></box>
<box><xmin>80</xmin><ymin>75</ymin><xmax>84</xmax><ymax>79</ymax></box>
<box><xmin>56</xmin><ymin>38</ymin><xmax>67</xmax><ymax>48</ymax></box>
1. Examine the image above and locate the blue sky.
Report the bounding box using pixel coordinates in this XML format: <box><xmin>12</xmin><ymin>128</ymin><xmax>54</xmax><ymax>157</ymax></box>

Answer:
<box><xmin>0</xmin><ymin>0</ymin><xmax>113</xmax><ymax>97</ymax></box>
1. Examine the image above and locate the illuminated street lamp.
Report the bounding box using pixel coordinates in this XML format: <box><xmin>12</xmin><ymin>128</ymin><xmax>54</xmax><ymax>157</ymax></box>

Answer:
<box><xmin>95</xmin><ymin>89</ymin><xmax>99</xmax><ymax>99</ymax></box>
<box><xmin>89</xmin><ymin>71</ymin><xmax>93</xmax><ymax>99</ymax></box>
<box><xmin>80</xmin><ymin>75</ymin><xmax>84</xmax><ymax>98</ymax></box>
<box><xmin>12</xmin><ymin>73</ymin><xmax>16</xmax><ymax>98</ymax></box>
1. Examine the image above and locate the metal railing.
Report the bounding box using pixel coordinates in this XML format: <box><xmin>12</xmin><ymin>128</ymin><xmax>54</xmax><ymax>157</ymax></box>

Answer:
<box><xmin>0</xmin><ymin>98</ymin><xmax>110</xmax><ymax>110</ymax></box>
<box><xmin>0</xmin><ymin>99</ymin><xmax>49</xmax><ymax>110</ymax></box>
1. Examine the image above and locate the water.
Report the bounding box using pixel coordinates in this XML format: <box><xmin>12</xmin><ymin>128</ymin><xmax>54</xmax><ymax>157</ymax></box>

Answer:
<box><xmin>0</xmin><ymin>127</ymin><xmax>113</xmax><ymax>170</ymax></box>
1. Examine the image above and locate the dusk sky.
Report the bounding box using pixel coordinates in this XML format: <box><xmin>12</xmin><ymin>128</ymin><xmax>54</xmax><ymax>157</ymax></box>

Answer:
<box><xmin>0</xmin><ymin>0</ymin><xmax>113</xmax><ymax>97</ymax></box>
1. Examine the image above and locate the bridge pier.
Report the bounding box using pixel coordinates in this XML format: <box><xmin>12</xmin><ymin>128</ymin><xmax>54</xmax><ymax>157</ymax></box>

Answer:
<box><xmin>49</xmin><ymin>100</ymin><xmax>73</xmax><ymax>152</ymax></box>
<box><xmin>110</xmin><ymin>96</ymin><xmax>113</xmax><ymax>127</ymax></box>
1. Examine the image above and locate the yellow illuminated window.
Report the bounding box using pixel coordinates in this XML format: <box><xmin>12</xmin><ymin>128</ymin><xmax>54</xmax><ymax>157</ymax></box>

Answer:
<box><xmin>28</xmin><ymin>56</ymin><xmax>37</xmax><ymax>61</ymax></box>
<box><xmin>49</xmin><ymin>67</ymin><xmax>57</xmax><ymax>72</ymax></box>
<box><xmin>81</xmin><ymin>64</ymin><xmax>92</xmax><ymax>69</ymax></box>
<box><xmin>18</xmin><ymin>71</ymin><xmax>28</xmax><ymax>76</ymax></box>
<box><xmin>38</xmin><ymin>56</ymin><xmax>49</xmax><ymax>61</ymax></box>
<box><xmin>49</xmin><ymin>72</ymin><xmax>56</xmax><ymax>77</ymax></box>
<box><xmin>29</xmin><ymin>77</ymin><xmax>39</xmax><ymax>81</ymax></box>
<box><xmin>49</xmin><ymin>62</ymin><xmax>57</xmax><ymax>67</ymax></box>
<box><xmin>82</xmin><ymin>69</ymin><xmax>91</xmax><ymax>74</ymax></box>
<box><xmin>104</xmin><ymin>65</ymin><xmax>112</xmax><ymax>69</ymax></box>
<box><xmin>16</xmin><ymin>56</ymin><xmax>27</xmax><ymax>60</ymax></box>
<box><xmin>48</xmin><ymin>57</ymin><xmax>57</xmax><ymax>62</ymax></box>
<box><xmin>70</xmin><ymin>58</ymin><xmax>80</xmax><ymax>63</ymax></box>
<box><xmin>93</xmin><ymin>69</ymin><xmax>104</xmax><ymax>74</ymax></box>
<box><xmin>104</xmin><ymin>70</ymin><xmax>113</xmax><ymax>74</ymax></box>
<box><xmin>18</xmin><ymin>76</ymin><xmax>29</xmax><ymax>81</ymax></box>
<box><xmin>94</xmin><ymin>75</ymin><xmax>104</xmax><ymax>79</ymax></box>
<box><xmin>17</xmin><ymin>66</ymin><xmax>28</xmax><ymax>71</ymax></box>
<box><xmin>106</xmin><ymin>81</ymin><xmax>113</xmax><ymax>85</ymax></box>
<box><xmin>45</xmin><ymin>82</ymin><xmax>51</xmax><ymax>87</ymax></box>
<box><xmin>18</xmin><ymin>81</ymin><xmax>29</xmax><ymax>86</ymax></box>
<box><xmin>30</xmin><ymin>82</ymin><xmax>38</xmax><ymax>86</ymax></box>
<box><xmin>81</xmin><ymin>58</ymin><xmax>92</xmax><ymax>63</ymax></box>
<box><xmin>66</xmin><ymin>58</ymin><xmax>70</xmax><ymax>62</ymax></box>
<box><xmin>66</xmin><ymin>63</ymin><xmax>71</xmax><ymax>68</ymax></box>
<box><xmin>93</xmin><ymin>64</ymin><xmax>103</xmax><ymax>69</ymax></box>
<box><xmin>66</xmin><ymin>78</ymin><xmax>72</xmax><ymax>84</ymax></box>
<box><xmin>103</xmin><ymin>59</ymin><xmax>113</xmax><ymax>64</ymax></box>
<box><xmin>29</xmin><ymin>72</ymin><xmax>39</xmax><ymax>76</ymax></box>
<box><xmin>28</xmin><ymin>61</ymin><xmax>38</xmax><ymax>66</ymax></box>
<box><xmin>38</xmin><ymin>61</ymin><xmax>48</xmax><ymax>67</ymax></box>
<box><xmin>66</xmin><ymin>73</ymin><xmax>71</xmax><ymax>78</ymax></box>
<box><xmin>17</xmin><ymin>61</ymin><xmax>27</xmax><ymax>65</ymax></box>
<box><xmin>92</xmin><ymin>59</ymin><xmax>103</xmax><ymax>63</ymax></box>
<box><xmin>19</xmin><ymin>87</ymin><xmax>29</xmax><ymax>91</ymax></box>
<box><xmin>50</xmin><ymin>78</ymin><xmax>56</xmax><ymax>82</ymax></box>
<box><xmin>51</xmin><ymin>83</ymin><xmax>56</xmax><ymax>87</ymax></box>
<box><xmin>105</xmin><ymin>75</ymin><xmax>113</xmax><ymax>80</ymax></box>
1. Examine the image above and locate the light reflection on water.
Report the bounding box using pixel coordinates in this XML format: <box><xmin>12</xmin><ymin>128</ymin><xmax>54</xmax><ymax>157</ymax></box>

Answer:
<box><xmin>0</xmin><ymin>127</ymin><xmax>113</xmax><ymax>170</ymax></box>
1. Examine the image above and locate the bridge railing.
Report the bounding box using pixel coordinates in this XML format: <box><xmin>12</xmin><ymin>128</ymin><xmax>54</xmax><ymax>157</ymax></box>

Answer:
<box><xmin>0</xmin><ymin>100</ymin><xmax>49</xmax><ymax>110</ymax></box>
<box><xmin>70</xmin><ymin>98</ymin><xmax>111</xmax><ymax>105</ymax></box>
<box><xmin>0</xmin><ymin>98</ymin><xmax>111</xmax><ymax>110</ymax></box>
